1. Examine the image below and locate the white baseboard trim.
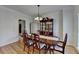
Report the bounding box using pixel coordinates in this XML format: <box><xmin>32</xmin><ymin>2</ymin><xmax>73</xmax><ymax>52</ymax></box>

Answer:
<box><xmin>0</xmin><ymin>37</ymin><xmax>19</xmax><ymax>47</ymax></box>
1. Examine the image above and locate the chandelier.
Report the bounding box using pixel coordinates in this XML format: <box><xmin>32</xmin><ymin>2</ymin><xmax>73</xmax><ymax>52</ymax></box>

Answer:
<box><xmin>34</xmin><ymin>5</ymin><xmax>42</xmax><ymax>21</ymax></box>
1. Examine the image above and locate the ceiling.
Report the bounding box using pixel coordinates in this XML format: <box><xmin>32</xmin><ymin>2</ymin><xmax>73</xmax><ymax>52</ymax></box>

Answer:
<box><xmin>3</xmin><ymin>5</ymin><xmax>72</xmax><ymax>17</ymax></box>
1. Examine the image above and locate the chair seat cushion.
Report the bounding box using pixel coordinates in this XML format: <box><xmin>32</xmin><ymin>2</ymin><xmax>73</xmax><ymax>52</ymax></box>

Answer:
<box><xmin>50</xmin><ymin>45</ymin><xmax>63</xmax><ymax>51</ymax></box>
<box><xmin>57</xmin><ymin>42</ymin><xmax>63</xmax><ymax>46</ymax></box>
<box><xmin>37</xmin><ymin>43</ymin><xmax>46</xmax><ymax>49</ymax></box>
<box><xmin>28</xmin><ymin>40</ymin><xmax>33</xmax><ymax>45</ymax></box>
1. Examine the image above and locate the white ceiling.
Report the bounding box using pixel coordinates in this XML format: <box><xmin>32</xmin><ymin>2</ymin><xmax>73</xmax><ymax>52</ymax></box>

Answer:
<box><xmin>3</xmin><ymin>5</ymin><xmax>72</xmax><ymax>17</ymax></box>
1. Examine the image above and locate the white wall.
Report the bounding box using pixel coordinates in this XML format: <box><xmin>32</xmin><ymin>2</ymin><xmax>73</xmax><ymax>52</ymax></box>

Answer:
<box><xmin>63</xmin><ymin>7</ymin><xmax>74</xmax><ymax>45</ymax></box>
<box><xmin>0</xmin><ymin>6</ymin><xmax>32</xmax><ymax>46</ymax></box>
<box><xmin>73</xmin><ymin>6</ymin><xmax>78</xmax><ymax>49</ymax></box>
<box><xmin>78</xmin><ymin>14</ymin><xmax>79</xmax><ymax>49</ymax></box>
<box><xmin>72</xmin><ymin>6</ymin><xmax>79</xmax><ymax>52</ymax></box>
<box><xmin>75</xmin><ymin>6</ymin><xmax>79</xmax><ymax>50</ymax></box>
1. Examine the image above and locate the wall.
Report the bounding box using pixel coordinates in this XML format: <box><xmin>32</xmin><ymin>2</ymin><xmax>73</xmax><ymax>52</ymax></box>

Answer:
<box><xmin>78</xmin><ymin>14</ymin><xmax>79</xmax><ymax>50</ymax></box>
<box><xmin>63</xmin><ymin>7</ymin><xmax>74</xmax><ymax>45</ymax></box>
<box><xmin>0</xmin><ymin>6</ymin><xmax>32</xmax><ymax>46</ymax></box>
<box><xmin>75</xmin><ymin>6</ymin><xmax>79</xmax><ymax>50</ymax></box>
<box><xmin>73</xmin><ymin>6</ymin><xmax>78</xmax><ymax>49</ymax></box>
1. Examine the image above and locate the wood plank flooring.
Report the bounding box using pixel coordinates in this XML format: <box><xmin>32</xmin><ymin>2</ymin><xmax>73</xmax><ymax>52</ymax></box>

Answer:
<box><xmin>0</xmin><ymin>39</ymin><xmax>78</xmax><ymax>54</ymax></box>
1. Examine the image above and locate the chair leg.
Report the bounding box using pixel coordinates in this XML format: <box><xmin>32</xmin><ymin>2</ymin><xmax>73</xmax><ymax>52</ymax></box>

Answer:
<box><xmin>52</xmin><ymin>45</ymin><xmax>55</xmax><ymax>54</ymax></box>
<box><xmin>49</xmin><ymin>50</ymin><xmax>51</xmax><ymax>54</ymax></box>
<box><xmin>44</xmin><ymin>49</ymin><xmax>47</xmax><ymax>54</ymax></box>
<box><xmin>62</xmin><ymin>51</ymin><xmax>64</xmax><ymax>54</ymax></box>
<box><xmin>49</xmin><ymin>47</ymin><xmax>51</xmax><ymax>54</ymax></box>
<box><xmin>23</xmin><ymin>44</ymin><xmax>26</xmax><ymax>51</ymax></box>
<box><xmin>28</xmin><ymin>47</ymin><xmax>29</xmax><ymax>54</ymax></box>
<box><xmin>33</xmin><ymin>46</ymin><xmax>34</xmax><ymax>54</ymax></box>
<box><xmin>52</xmin><ymin>50</ymin><xmax>54</xmax><ymax>54</ymax></box>
<box><xmin>45</xmin><ymin>46</ymin><xmax>48</xmax><ymax>54</ymax></box>
<box><xmin>39</xmin><ymin>50</ymin><xmax>40</xmax><ymax>54</ymax></box>
<box><xmin>63</xmin><ymin>50</ymin><xmax>64</xmax><ymax>54</ymax></box>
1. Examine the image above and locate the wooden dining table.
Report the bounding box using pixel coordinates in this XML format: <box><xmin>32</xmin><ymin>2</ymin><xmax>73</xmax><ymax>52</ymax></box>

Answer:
<box><xmin>28</xmin><ymin>34</ymin><xmax>59</xmax><ymax>44</ymax></box>
<box><xmin>20</xmin><ymin>33</ymin><xmax>60</xmax><ymax>53</ymax></box>
<box><xmin>21</xmin><ymin>33</ymin><xmax>59</xmax><ymax>46</ymax></box>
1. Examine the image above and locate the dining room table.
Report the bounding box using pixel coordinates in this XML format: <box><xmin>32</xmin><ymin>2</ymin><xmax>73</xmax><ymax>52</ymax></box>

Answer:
<box><xmin>20</xmin><ymin>33</ymin><xmax>60</xmax><ymax>53</ymax></box>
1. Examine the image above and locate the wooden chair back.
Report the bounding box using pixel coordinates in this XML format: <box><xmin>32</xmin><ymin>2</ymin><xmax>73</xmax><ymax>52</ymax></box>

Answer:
<box><xmin>60</xmin><ymin>33</ymin><xmax>68</xmax><ymax>54</ymax></box>
<box><xmin>63</xmin><ymin>33</ymin><xmax>67</xmax><ymax>49</ymax></box>
<box><xmin>23</xmin><ymin>32</ymin><xmax>28</xmax><ymax>43</ymax></box>
<box><xmin>31</xmin><ymin>33</ymin><xmax>40</xmax><ymax>41</ymax></box>
<box><xmin>34</xmin><ymin>34</ymin><xmax>40</xmax><ymax>41</ymax></box>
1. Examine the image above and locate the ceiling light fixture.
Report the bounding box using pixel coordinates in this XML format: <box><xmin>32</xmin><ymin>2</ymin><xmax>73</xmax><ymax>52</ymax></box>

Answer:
<box><xmin>34</xmin><ymin>5</ymin><xmax>42</xmax><ymax>21</ymax></box>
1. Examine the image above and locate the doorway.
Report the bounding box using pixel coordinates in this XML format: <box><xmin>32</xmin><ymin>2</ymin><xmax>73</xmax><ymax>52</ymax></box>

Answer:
<box><xmin>18</xmin><ymin>19</ymin><xmax>26</xmax><ymax>35</ymax></box>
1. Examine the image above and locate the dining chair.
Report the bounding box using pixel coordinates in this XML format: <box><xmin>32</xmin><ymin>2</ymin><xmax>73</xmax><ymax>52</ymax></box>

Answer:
<box><xmin>23</xmin><ymin>32</ymin><xmax>34</xmax><ymax>54</ymax></box>
<box><xmin>49</xmin><ymin>33</ymin><xmax>68</xmax><ymax>54</ymax></box>
<box><xmin>32</xmin><ymin>33</ymin><xmax>47</xmax><ymax>54</ymax></box>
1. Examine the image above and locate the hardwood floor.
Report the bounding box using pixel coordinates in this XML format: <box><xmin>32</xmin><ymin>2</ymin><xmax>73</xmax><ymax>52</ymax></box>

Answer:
<box><xmin>0</xmin><ymin>39</ymin><xmax>78</xmax><ymax>54</ymax></box>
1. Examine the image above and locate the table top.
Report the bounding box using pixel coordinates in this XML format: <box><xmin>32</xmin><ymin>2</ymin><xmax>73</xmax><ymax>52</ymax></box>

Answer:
<box><xmin>29</xmin><ymin>34</ymin><xmax>59</xmax><ymax>41</ymax></box>
<box><xmin>40</xmin><ymin>35</ymin><xmax>59</xmax><ymax>41</ymax></box>
<box><xmin>20</xmin><ymin>34</ymin><xmax>59</xmax><ymax>46</ymax></box>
